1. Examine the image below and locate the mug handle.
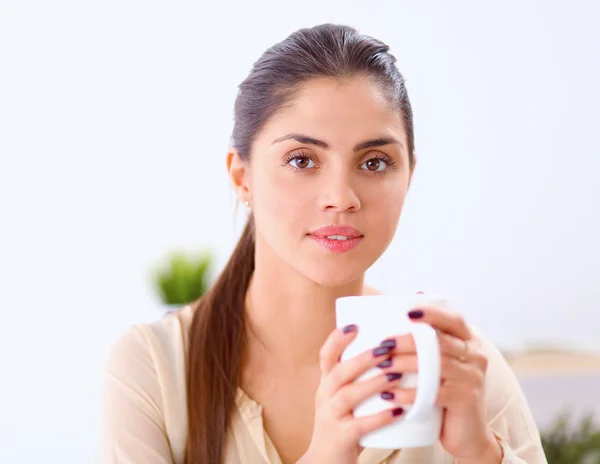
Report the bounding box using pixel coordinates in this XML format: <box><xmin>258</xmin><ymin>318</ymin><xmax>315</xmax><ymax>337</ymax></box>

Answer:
<box><xmin>403</xmin><ymin>323</ymin><xmax>441</xmax><ymax>421</ymax></box>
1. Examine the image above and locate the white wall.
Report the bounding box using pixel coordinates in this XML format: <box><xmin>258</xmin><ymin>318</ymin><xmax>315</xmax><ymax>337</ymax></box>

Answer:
<box><xmin>1</xmin><ymin>0</ymin><xmax>599</xmax><ymax>461</ymax></box>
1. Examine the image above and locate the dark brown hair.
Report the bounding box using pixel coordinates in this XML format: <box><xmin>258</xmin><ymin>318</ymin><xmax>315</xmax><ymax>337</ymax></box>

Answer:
<box><xmin>186</xmin><ymin>23</ymin><xmax>416</xmax><ymax>463</ymax></box>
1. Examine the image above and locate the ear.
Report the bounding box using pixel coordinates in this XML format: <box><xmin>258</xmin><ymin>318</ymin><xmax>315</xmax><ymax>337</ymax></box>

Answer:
<box><xmin>407</xmin><ymin>155</ymin><xmax>417</xmax><ymax>189</ymax></box>
<box><xmin>226</xmin><ymin>147</ymin><xmax>251</xmax><ymax>202</ymax></box>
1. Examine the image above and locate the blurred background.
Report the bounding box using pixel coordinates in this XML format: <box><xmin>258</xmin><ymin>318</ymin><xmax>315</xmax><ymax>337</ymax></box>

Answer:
<box><xmin>1</xmin><ymin>0</ymin><xmax>599</xmax><ymax>462</ymax></box>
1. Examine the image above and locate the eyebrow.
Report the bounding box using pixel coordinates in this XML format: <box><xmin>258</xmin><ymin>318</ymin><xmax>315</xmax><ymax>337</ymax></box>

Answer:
<box><xmin>271</xmin><ymin>133</ymin><xmax>403</xmax><ymax>152</ymax></box>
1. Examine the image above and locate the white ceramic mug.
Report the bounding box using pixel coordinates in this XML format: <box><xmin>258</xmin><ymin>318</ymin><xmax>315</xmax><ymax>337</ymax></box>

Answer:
<box><xmin>335</xmin><ymin>294</ymin><xmax>445</xmax><ymax>449</ymax></box>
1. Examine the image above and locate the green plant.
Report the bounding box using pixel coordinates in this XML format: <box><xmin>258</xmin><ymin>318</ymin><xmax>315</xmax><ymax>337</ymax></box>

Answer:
<box><xmin>541</xmin><ymin>412</ymin><xmax>600</xmax><ymax>463</ymax></box>
<box><xmin>151</xmin><ymin>249</ymin><xmax>213</xmax><ymax>306</ymax></box>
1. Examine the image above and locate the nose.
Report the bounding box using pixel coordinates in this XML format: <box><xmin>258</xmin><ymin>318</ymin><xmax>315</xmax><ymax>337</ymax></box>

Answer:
<box><xmin>318</xmin><ymin>172</ymin><xmax>361</xmax><ymax>212</ymax></box>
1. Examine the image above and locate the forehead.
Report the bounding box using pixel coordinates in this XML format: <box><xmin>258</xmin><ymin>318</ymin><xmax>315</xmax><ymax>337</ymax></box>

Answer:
<box><xmin>256</xmin><ymin>76</ymin><xmax>407</xmax><ymax>149</ymax></box>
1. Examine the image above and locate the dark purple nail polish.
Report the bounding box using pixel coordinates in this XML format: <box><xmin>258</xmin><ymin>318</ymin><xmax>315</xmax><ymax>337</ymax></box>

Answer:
<box><xmin>379</xmin><ymin>339</ymin><xmax>396</xmax><ymax>349</ymax></box>
<box><xmin>376</xmin><ymin>358</ymin><xmax>392</xmax><ymax>368</ymax></box>
<box><xmin>386</xmin><ymin>372</ymin><xmax>403</xmax><ymax>382</ymax></box>
<box><xmin>381</xmin><ymin>391</ymin><xmax>395</xmax><ymax>400</ymax></box>
<box><xmin>373</xmin><ymin>346</ymin><xmax>391</xmax><ymax>357</ymax></box>
<box><xmin>408</xmin><ymin>309</ymin><xmax>424</xmax><ymax>319</ymax></box>
<box><xmin>342</xmin><ymin>324</ymin><xmax>358</xmax><ymax>333</ymax></box>
<box><xmin>392</xmin><ymin>407</ymin><xmax>404</xmax><ymax>417</ymax></box>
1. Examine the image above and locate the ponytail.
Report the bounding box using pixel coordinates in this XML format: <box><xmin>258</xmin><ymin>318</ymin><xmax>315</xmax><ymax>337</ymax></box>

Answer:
<box><xmin>185</xmin><ymin>218</ymin><xmax>255</xmax><ymax>463</ymax></box>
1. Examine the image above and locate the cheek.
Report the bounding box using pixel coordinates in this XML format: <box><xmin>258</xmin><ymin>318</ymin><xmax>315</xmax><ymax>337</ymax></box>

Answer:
<box><xmin>252</xmin><ymin>169</ymin><xmax>312</xmax><ymax>232</ymax></box>
<box><xmin>359</xmin><ymin>183</ymin><xmax>407</xmax><ymax>251</ymax></box>
<box><xmin>363</xmin><ymin>181</ymin><xmax>407</xmax><ymax>220</ymax></box>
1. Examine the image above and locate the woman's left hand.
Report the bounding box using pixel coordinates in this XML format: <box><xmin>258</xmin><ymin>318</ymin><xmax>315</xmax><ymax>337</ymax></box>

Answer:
<box><xmin>376</xmin><ymin>304</ymin><xmax>503</xmax><ymax>463</ymax></box>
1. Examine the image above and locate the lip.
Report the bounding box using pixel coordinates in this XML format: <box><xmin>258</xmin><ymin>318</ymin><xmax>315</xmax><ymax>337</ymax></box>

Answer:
<box><xmin>308</xmin><ymin>225</ymin><xmax>363</xmax><ymax>238</ymax></box>
<box><xmin>307</xmin><ymin>225</ymin><xmax>364</xmax><ymax>254</ymax></box>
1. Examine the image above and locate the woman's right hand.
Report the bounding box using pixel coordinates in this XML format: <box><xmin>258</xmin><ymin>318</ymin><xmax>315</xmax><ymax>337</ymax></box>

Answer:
<box><xmin>299</xmin><ymin>324</ymin><xmax>405</xmax><ymax>464</ymax></box>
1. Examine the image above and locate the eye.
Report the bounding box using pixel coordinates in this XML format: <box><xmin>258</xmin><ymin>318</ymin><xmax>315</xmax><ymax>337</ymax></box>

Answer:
<box><xmin>360</xmin><ymin>157</ymin><xmax>388</xmax><ymax>172</ymax></box>
<box><xmin>289</xmin><ymin>155</ymin><xmax>316</xmax><ymax>169</ymax></box>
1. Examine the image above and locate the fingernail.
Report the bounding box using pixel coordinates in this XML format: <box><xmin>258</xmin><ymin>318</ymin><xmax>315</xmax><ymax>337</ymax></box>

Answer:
<box><xmin>342</xmin><ymin>324</ymin><xmax>358</xmax><ymax>333</ymax></box>
<box><xmin>381</xmin><ymin>391</ymin><xmax>395</xmax><ymax>400</ymax></box>
<box><xmin>386</xmin><ymin>372</ymin><xmax>403</xmax><ymax>382</ymax></box>
<box><xmin>408</xmin><ymin>309</ymin><xmax>424</xmax><ymax>319</ymax></box>
<box><xmin>392</xmin><ymin>407</ymin><xmax>404</xmax><ymax>416</ymax></box>
<box><xmin>376</xmin><ymin>358</ymin><xmax>392</xmax><ymax>368</ymax></box>
<box><xmin>379</xmin><ymin>339</ymin><xmax>396</xmax><ymax>349</ymax></box>
<box><xmin>372</xmin><ymin>346</ymin><xmax>391</xmax><ymax>357</ymax></box>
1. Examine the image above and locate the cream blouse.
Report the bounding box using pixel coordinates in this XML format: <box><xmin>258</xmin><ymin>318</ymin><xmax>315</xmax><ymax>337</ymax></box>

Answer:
<box><xmin>100</xmin><ymin>304</ymin><xmax>547</xmax><ymax>463</ymax></box>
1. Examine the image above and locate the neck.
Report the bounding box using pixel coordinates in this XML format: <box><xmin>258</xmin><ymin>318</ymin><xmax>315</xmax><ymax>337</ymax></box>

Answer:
<box><xmin>244</xmin><ymin>245</ymin><xmax>365</xmax><ymax>371</ymax></box>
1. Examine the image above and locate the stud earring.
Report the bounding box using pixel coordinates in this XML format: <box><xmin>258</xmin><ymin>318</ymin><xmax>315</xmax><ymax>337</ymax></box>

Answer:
<box><xmin>243</xmin><ymin>200</ymin><xmax>251</xmax><ymax>212</ymax></box>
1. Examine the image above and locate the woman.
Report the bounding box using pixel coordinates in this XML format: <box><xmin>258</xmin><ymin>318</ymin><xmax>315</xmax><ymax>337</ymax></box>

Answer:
<box><xmin>101</xmin><ymin>23</ymin><xmax>547</xmax><ymax>464</ymax></box>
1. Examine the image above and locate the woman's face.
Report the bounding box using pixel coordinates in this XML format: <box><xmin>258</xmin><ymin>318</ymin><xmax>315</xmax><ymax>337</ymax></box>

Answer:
<box><xmin>230</xmin><ymin>76</ymin><xmax>414</xmax><ymax>287</ymax></box>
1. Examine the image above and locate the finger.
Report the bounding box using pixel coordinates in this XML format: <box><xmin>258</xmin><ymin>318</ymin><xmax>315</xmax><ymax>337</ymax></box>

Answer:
<box><xmin>430</xmin><ymin>332</ymin><xmax>488</xmax><ymax>371</ymax></box>
<box><xmin>378</xmin><ymin>333</ymin><xmax>415</xmax><ymax>354</ymax></box>
<box><xmin>343</xmin><ymin>405</ymin><xmax>406</xmax><ymax>442</ymax></box>
<box><xmin>407</xmin><ymin>305</ymin><xmax>472</xmax><ymax>340</ymax></box>
<box><xmin>381</xmin><ymin>331</ymin><xmax>465</xmax><ymax>359</ymax></box>
<box><xmin>435</xmin><ymin>382</ymin><xmax>483</xmax><ymax>411</ymax></box>
<box><xmin>439</xmin><ymin>355</ymin><xmax>485</xmax><ymax>384</ymax></box>
<box><xmin>377</xmin><ymin>337</ymin><xmax>487</xmax><ymax>382</ymax></box>
<box><xmin>376</xmin><ymin>353</ymin><xmax>482</xmax><ymax>386</ymax></box>
<box><xmin>324</xmin><ymin>343</ymin><xmax>396</xmax><ymax>396</ymax></box>
<box><xmin>376</xmin><ymin>352</ymin><xmax>485</xmax><ymax>390</ymax></box>
<box><xmin>373</xmin><ymin>354</ymin><xmax>419</xmax><ymax>374</ymax></box>
<box><xmin>380</xmin><ymin>387</ymin><xmax>418</xmax><ymax>405</ymax></box>
<box><xmin>438</xmin><ymin>332</ymin><xmax>469</xmax><ymax>359</ymax></box>
<box><xmin>329</xmin><ymin>370</ymin><xmax>404</xmax><ymax>417</ymax></box>
<box><xmin>319</xmin><ymin>324</ymin><xmax>359</xmax><ymax>375</ymax></box>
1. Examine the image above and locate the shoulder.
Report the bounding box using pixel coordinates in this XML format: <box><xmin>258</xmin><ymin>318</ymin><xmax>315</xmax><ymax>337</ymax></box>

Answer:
<box><xmin>104</xmin><ymin>305</ymin><xmax>194</xmax><ymax>407</ymax></box>
<box><xmin>106</xmin><ymin>304</ymin><xmax>195</xmax><ymax>372</ymax></box>
<box><xmin>103</xmin><ymin>305</ymin><xmax>194</xmax><ymax>461</ymax></box>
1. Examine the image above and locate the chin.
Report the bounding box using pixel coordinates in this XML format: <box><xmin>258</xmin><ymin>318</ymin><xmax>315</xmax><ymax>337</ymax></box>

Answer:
<box><xmin>300</xmin><ymin>260</ymin><xmax>368</xmax><ymax>288</ymax></box>
<box><xmin>290</xmin><ymin>241</ymin><xmax>384</xmax><ymax>288</ymax></box>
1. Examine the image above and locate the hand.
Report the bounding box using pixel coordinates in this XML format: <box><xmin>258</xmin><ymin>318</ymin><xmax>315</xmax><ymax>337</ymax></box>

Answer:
<box><xmin>373</xmin><ymin>303</ymin><xmax>503</xmax><ymax>463</ymax></box>
<box><xmin>299</xmin><ymin>324</ymin><xmax>406</xmax><ymax>464</ymax></box>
